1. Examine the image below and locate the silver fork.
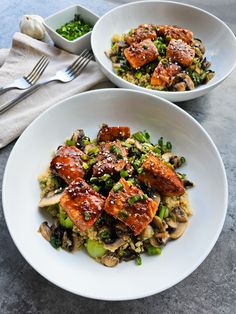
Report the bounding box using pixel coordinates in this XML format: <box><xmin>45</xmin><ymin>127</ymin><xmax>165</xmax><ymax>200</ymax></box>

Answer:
<box><xmin>0</xmin><ymin>56</ymin><xmax>50</xmax><ymax>95</ymax></box>
<box><xmin>0</xmin><ymin>50</ymin><xmax>93</xmax><ymax>115</ymax></box>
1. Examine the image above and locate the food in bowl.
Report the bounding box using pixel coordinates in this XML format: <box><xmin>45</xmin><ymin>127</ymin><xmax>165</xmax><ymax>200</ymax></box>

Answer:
<box><xmin>106</xmin><ymin>24</ymin><xmax>214</xmax><ymax>91</ymax></box>
<box><xmin>38</xmin><ymin>124</ymin><xmax>193</xmax><ymax>267</ymax></box>
<box><xmin>56</xmin><ymin>14</ymin><xmax>93</xmax><ymax>41</ymax></box>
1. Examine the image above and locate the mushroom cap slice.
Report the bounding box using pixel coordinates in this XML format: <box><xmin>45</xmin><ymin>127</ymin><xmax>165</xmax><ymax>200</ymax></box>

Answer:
<box><xmin>101</xmin><ymin>255</ymin><xmax>119</xmax><ymax>267</ymax></box>
<box><xmin>103</xmin><ymin>238</ymin><xmax>126</xmax><ymax>252</ymax></box>
<box><xmin>169</xmin><ymin>221</ymin><xmax>188</xmax><ymax>239</ymax></box>
<box><xmin>39</xmin><ymin>192</ymin><xmax>63</xmax><ymax>208</ymax></box>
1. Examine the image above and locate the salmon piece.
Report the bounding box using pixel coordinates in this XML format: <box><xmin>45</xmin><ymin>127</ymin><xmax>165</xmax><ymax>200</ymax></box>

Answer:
<box><xmin>60</xmin><ymin>177</ymin><xmax>105</xmax><ymax>232</ymax></box>
<box><xmin>156</xmin><ymin>25</ymin><xmax>193</xmax><ymax>45</ymax></box>
<box><xmin>124</xmin><ymin>39</ymin><xmax>158</xmax><ymax>69</ymax></box>
<box><xmin>138</xmin><ymin>153</ymin><xmax>185</xmax><ymax>196</ymax></box>
<box><xmin>50</xmin><ymin>146</ymin><xmax>85</xmax><ymax>184</ymax></box>
<box><xmin>104</xmin><ymin>178</ymin><xmax>157</xmax><ymax>235</ymax></box>
<box><xmin>166</xmin><ymin>39</ymin><xmax>195</xmax><ymax>67</ymax></box>
<box><xmin>97</xmin><ymin>124</ymin><xmax>130</xmax><ymax>142</ymax></box>
<box><xmin>93</xmin><ymin>141</ymin><xmax>131</xmax><ymax>177</ymax></box>
<box><xmin>125</xmin><ymin>24</ymin><xmax>157</xmax><ymax>45</ymax></box>
<box><xmin>151</xmin><ymin>62</ymin><xmax>181</xmax><ymax>88</ymax></box>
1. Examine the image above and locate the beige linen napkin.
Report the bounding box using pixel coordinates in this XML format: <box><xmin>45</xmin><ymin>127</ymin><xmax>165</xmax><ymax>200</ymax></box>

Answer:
<box><xmin>0</xmin><ymin>32</ymin><xmax>112</xmax><ymax>149</ymax></box>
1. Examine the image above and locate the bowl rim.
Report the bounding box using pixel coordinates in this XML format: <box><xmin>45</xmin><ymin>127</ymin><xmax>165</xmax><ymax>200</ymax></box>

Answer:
<box><xmin>91</xmin><ymin>0</ymin><xmax>236</xmax><ymax>97</ymax></box>
<box><xmin>44</xmin><ymin>4</ymin><xmax>99</xmax><ymax>44</ymax></box>
<box><xmin>2</xmin><ymin>88</ymin><xmax>228</xmax><ymax>300</ymax></box>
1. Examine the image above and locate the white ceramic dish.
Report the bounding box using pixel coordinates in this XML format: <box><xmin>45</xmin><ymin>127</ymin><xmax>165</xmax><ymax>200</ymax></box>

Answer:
<box><xmin>44</xmin><ymin>5</ymin><xmax>99</xmax><ymax>54</ymax></box>
<box><xmin>91</xmin><ymin>1</ymin><xmax>236</xmax><ymax>102</ymax></box>
<box><xmin>2</xmin><ymin>89</ymin><xmax>227</xmax><ymax>300</ymax></box>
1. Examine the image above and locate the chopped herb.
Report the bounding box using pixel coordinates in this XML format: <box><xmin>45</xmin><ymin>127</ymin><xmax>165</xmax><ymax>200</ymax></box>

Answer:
<box><xmin>83</xmin><ymin>211</ymin><xmax>91</xmax><ymax>221</ymax></box>
<box><xmin>82</xmin><ymin>162</ymin><xmax>89</xmax><ymax>170</ymax></box>
<box><xmin>158</xmin><ymin>204</ymin><xmax>167</xmax><ymax>220</ymax></box>
<box><xmin>118</xmin><ymin>209</ymin><xmax>129</xmax><ymax>220</ymax></box>
<box><xmin>132</xmin><ymin>131</ymin><xmax>151</xmax><ymax>143</ymax></box>
<box><xmin>135</xmin><ymin>255</ymin><xmax>142</xmax><ymax>266</ymax></box>
<box><xmin>135</xmin><ymin>71</ymin><xmax>142</xmax><ymax>79</ymax></box>
<box><xmin>128</xmin><ymin>194</ymin><xmax>148</xmax><ymax>205</ymax></box>
<box><xmin>56</xmin><ymin>14</ymin><xmax>93</xmax><ymax>41</ymax></box>
<box><xmin>113</xmin><ymin>182</ymin><xmax>123</xmax><ymax>192</ymax></box>
<box><xmin>180</xmin><ymin>156</ymin><xmax>186</xmax><ymax>163</ymax></box>
<box><xmin>153</xmin><ymin>146</ymin><xmax>161</xmax><ymax>155</ymax></box>
<box><xmin>147</xmin><ymin>246</ymin><xmax>162</xmax><ymax>256</ymax></box>
<box><xmin>120</xmin><ymin>169</ymin><xmax>129</xmax><ymax>178</ymax></box>
<box><xmin>65</xmin><ymin>139</ymin><xmax>76</xmax><ymax>146</ymax></box>
<box><xmin>109</xmin><ymin>145</ymin><xmax>123</xmax><ymax>159</ymax></box>
<box><xmin>166</xmin><ymin>141</ymin><xmax>172</xmax><ymax>150</ymax></box>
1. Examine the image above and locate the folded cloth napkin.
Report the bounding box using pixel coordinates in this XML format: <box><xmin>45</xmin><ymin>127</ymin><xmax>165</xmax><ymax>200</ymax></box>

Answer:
<box><xmin>0</xmin><ymin>32</ymin><xmax>112</xmax><ymax>149</ymax></box>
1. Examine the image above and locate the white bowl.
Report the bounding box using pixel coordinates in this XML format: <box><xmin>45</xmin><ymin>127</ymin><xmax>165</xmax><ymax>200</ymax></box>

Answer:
<box><xmin>44</xmin><ymin>5</ymin><xmax>99</xmax><ymax>54</ymax></box>
<box><xmin>91</xmin><ymin>1</ymin><xmax>236</xmax><ymax>102</ymax></box>
<box><xmin>2</xmin><ymin>89</ymin><xmax>227</xmax><ymax>300</ymax></box>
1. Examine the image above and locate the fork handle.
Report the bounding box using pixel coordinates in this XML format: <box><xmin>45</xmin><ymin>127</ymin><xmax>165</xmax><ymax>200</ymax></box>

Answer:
<box><xmin>0</xmin><ymin>83</ymin><xmax>47</xmax><ymax>114</ymax></box>
<box><xmin>0</xmin><ymin>86</ymin><xmax>17</xmax><ymax>96</ymax></box>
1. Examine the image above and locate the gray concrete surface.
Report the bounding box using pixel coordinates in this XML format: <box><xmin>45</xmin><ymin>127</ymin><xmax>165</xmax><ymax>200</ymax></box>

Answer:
<box><xmin>0</xmin><ymin>0</ymin><xmax>236</xmax><ymax>313</ymax></box>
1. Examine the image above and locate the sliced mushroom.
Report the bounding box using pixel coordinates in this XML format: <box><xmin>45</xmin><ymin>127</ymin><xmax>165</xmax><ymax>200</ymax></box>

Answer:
<box><xmin>152</xmin><ymin>192</ymin><xmax>161</xmax><ymax>207</ymax></box>
<box><xmin>169</xmin><ymin>222</ymin><xmax>188</xmax><ymax>239</ymax></box>
<box><xmin>103</xmin><ymin>238</ymin><xmax>125</xmax><ymax>252</ymax></box>
<box><xmin>71</xmin><ymin>129</ymin><xmax>89</xmax><ymax>150</ymax></box>
<box><xmin>166</xmin><ymin>218</ymin><xmax>177</xmax><ymax>229</ymax></box>
<box><xmin>162</xmin><ymin>153</ymin><xmax>184</xmax><ymax>168</ymax></box>
<box><xmin>149</xmin><ymin>236</ymin><xmax>159</xmax><ymax>247</ymax></box>
<box><xmin>154</xmin><ymin>232</ymin><xmax>169</xmax><ymax>245</ymax></box>
<box><xmin>152</xmin><ymin>216</ymin><xmax>166</xmax><ymax>232</ymax></box>
<box><xmin>72</xmin><ymin>232</ymin><xmax>83</xmax><ymax>252</ymax></box>
<box><xmin>101</xmin><ymin>255</ymin><xmax>119</xmax><ymax>267</ymax></box>
<box><xmin>142</xmin><ymin>225</ymin><xmax>154</xmax><ymax>240</ymax></box>
<box><xmin>115</xmin><ymin>222</ymin><xmax>129</xmax><ymax>238</ymax></box>
<box><xmin>173</xmin><ymin>82</ymin><xmax>186</xmax><ymax>91</ymax></box>
<box><xmin>204</xmin><ymin>71</ymin><xmax>215</xmax><ymax>83</ymax></box>
<box><xmin>172</xmin><ymin>206</ymin><xmax>188</xmax><ymax>223</ymax></box>
<box><xmin>172</xmin><ymin>73</ymin><xmax>194</xmax><ymax>91</ymax></box>
<box><xmin>193</xmin><ymin>38</ymin><xmax>205</xmax><ymax>54</ymax></box>
<box><xmin>38</xmin><ymin>191</ymin><xmax>63</xmax><ymax>208</ymax></box>
<box><xmin>62</xmin><ymin>231</ymin><xmax>73</xmax><ymax>251</ymax></box>
<box><xmin>38</xmin><ymin>222</ymin><xmax>52</xmax><ymax>241</ymax></box>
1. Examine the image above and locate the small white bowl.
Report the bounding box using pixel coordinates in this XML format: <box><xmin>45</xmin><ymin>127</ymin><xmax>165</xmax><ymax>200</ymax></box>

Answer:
<box><xmin>44</xmin><ymin>5</ymin><xmax>99</xmax><ymax>54</ymax></box>
<box><xmin>91</xmin><ymin>1</ymin><xmax>236</xmax><ymax>102</ymax></box>
<box><xmin>2</xmin><ymin>89</ymin><xmax>227</xmax><ymax>300</ymax></box>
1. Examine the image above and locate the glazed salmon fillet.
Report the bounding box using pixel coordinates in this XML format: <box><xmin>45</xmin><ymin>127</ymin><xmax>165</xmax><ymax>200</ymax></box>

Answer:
<box><xmin>50</xmin><ymin>145</ymin><xmax>85</xmax><ymax>184</ymax></box>
<box><xmin>156</xmin><ymin>25</ymin><xmax>193</xmax><ymax>45</ymax></box>
<box><xmin>125</xmin><ymin>24</ymin><xmax>157</xmax><ymax>45</ymax></box>
<box><xmin>60</xmin><ymin>177</ymin><xmax>105</xmax><ymax>232</ymax></box>
<box><xmin>104</xmin><ymin>178</ymin><xmax>157</xmax><ymax>235</ymax></box>
<box><xmin>151</xmin><ymin>62</ymin><xmax>181</xmax><ymax>88</ymax></box>
<box><xmin>124</xmin><ymin>39</ymin><xmax>158</xmax><ymax>69</ymax></box>
<box><xmin>93</xmin><ymin>140</ymin><xmax>132</xmax><ymax>177</ymax></box>
<box><xmin>138</xmin><ymin>153</ymin><xmax>185</xmax><ymax>196</ymax></box>
<box><xmin>166</xmin><ymin>39</ymin><xmax>195</xmax><ymax>67</ymax></box>
<box><xmin>97</xmin><ymin>124</ymin><xmax>130</xmax><ymax>142</ymax></box>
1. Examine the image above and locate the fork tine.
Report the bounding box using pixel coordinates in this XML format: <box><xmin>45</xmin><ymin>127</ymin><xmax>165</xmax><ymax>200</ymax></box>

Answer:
<box><xmin>67</xmin><ymin>51</ymin><xmax>93</xmax><ymax>76</ymax></box>
<box><xmin>66</xmin><ymin>49</ymin><xmax>90</xmax><ymax>73</ymax></box>
<box><xmin>69</xmin><ymin>54</ymin><xmax>93</xmax><ymax>79</ymax></box>
<box><xmin>29</xmin><ymin>58</ymin><xmax>50</xmax><ymax>84</ymax></box>
<box><xmin>25</xmin><ymin>56</ymin><xmax>47</xmax><ymax>82</ymax></box>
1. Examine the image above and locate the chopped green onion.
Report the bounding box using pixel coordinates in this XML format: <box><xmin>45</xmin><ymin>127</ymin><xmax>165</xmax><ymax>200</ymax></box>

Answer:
<box><xmin>132</xmin><ymin>131</ymin><xmax>151</xmax><ymax>143</ymax></box>
<box><xmin>153</xmin><ymin>147</ymin><xmax>161</xmax><ymax>155</ymax></box>
<box><xmin>113</xmin><ymin>182</ymin><xmax>123</xmax><ymax>192</ymax></box>
<box><xmin>81</xmin><ymin>154</ymin><xmax>88</xmax><ymax>161</ymax></box>
<box><xmin>100</xmin><ymin>230</ymin><xmax>110</xmax><ymax>239</ymax></box>
<box><xmin>118</xmin><ymin>209</ymin><xmax>129</xmax><ymax>220</ymax></box>
<box><xmin>65</xmin><ymin>139</ymin><xmax>76</xmax><ymax>146</ymax></box>
<box><xmin>109</xmin><ymin>145</ymin><xmax>123</xmax><ymax>159</ymax></box>
<box><xmin>147</xmin><ymin>246</ymin><xmax>162</xmax><ymax>256</ymax></box>
<box><xmin>180</xmin><ymin>156</ymin><xmax>186</xmax><ymax>163</ymax></box>
<box><xmin>101</xmin><ymin>174</ymin><xmax>111</xmax><ymax>181</ymax></box>
<box><xmin>120</xmin><ymin>169</ymin><xmax>129</xmax><ymax>178</ymax></box>
<box><xmin>82</xmin><ymin>162</ymin><xmax>89</xmax><ymax>170</ymax></box>
<box><xmin>158</xmin><ymin>137</ymin><xmax>163</xmax><ymax>146</ymax></box>
<box><xmin>89</xmin><ymin>157</ymin><xmax>97</xmax><ymax>166</ymax></box>
<box><xmin>135</xmin><ymin>255</ymin><xmax>142</xmax><ymax>266</ymax></box>
<box><xmin>87</xmin><ymin>146</ymin><xmax>99</xmax><ymax>156</ymax></box>
<box><xmin>59</xmin><ymin>206</ymin><xmax>73</xmax><ymax>229</ymax></box>
<box><xmin>133</xmin><ymin>159</ymin><xmax>141</xmax><ymax>170</ymax></box>
<box><xmin>137</xmin><ymin>167</ymin><xmax>144</xmax><ymax>174</ymax></box>
<box><xmin>90</xmin><ymin>176</ymin><xmax>98</xmax><ymax>183</ymax></box>
<box><xmin>158</xmin><ymin>204</ymin><xmax>167</xmax><ymax>220</ymax></box>
<box><xmin>91</xmin><ymin>184</ymin><xmax>100</xmax><ymax>192</ymax></box>
<box><xmin>83</xmin><ymin>211</ymin><xmax>91</xmax><ymax>221</ymax></box>
<box><xmin>50</xmin><ymin>234</ymin><xmax>61</xmax><ymax>249</ymax></box>
<box><xmin>166</xmin><ymin>141</ymin><xmax>172</xmax><ymax>150</ymax></box>
<box><xmin>128</xmin><ymin>194</ymin><xmax>148</xmax><ymax>205</ymax></box>
<box><xmin>135</xmin><ymin>71</ymin><xmax>142</xmax><ymax>79</ymax></box>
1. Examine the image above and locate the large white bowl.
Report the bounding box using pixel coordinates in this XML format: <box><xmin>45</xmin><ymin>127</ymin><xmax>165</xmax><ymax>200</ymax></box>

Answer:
<box><xmin>91</xmin><ymin>1</ymin><xmax>236</xmax><ymax>102</ymax></box>
<box><xmin>2</xmin><ymin>89</ymin><xmax>227</xmax><ymax>300</ymax></box>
